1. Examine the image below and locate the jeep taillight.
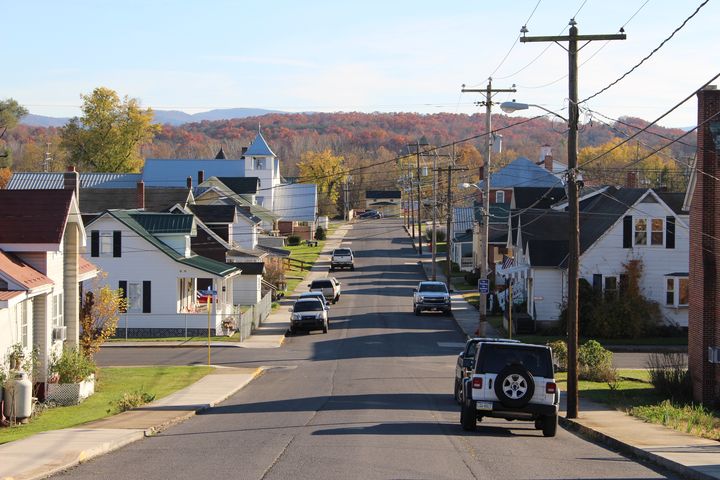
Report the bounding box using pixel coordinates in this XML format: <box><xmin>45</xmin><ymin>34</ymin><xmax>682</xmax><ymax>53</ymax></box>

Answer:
<box><xmin>472</xmin><ymin>377</ymin><xmax>483</xmax><ymax>389</ymax></box>
<box><xmin>546</xmin><ymin>382</ymin><xmax>557</xmax><ymax>394</ymax></box>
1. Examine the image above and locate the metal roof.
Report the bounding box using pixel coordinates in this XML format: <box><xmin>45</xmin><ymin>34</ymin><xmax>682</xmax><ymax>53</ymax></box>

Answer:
<box><xmin>142</xmin><ymin>159</ymin><xmax>245</xmax><ymax>187</ymax></box>
<box><xmin>128</xmin><ymin>212</ymin><xmax>195</xmax><ymax>234</ymax></box>
<box><xmin>7</xmin><ymin>172</ymin><xmax>142</xmax><ymax>189</ymax></box>
<box><xmin>453</xmin><ymin>207</ymin><xmax>474</xmax><ymax>234</ymax></box>
<box><xmin>366</xmin><ymin>190</ymin><xmax>401</xmax><ymax>199</ymax></box>
<box><xmin>481</xmin><ymin>157</ymin><xmax>564</xmax><ymax>189</ymax></box>
<box><xmin>244</xmin><ymin>132</ymin><xmax>276</xmax><ymax>157</ymax></box>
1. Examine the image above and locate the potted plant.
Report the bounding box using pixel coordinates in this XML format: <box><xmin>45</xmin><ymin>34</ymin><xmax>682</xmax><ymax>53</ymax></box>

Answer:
<box><xmin>46</xmin><ymin>347</ymin><xmax>97</xmax><ymax>406</ymax></box>
<box><xmin>221</xmin><ymin>317</ymin><xmax>237</xmax><ymax>335</ymax></box>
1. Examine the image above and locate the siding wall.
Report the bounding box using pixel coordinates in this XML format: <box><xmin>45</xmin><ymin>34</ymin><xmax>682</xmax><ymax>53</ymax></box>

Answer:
<box><xmin>530</xmin><ymin>269</ymin><xmax>564</xmax><ymax>322</ymax></box>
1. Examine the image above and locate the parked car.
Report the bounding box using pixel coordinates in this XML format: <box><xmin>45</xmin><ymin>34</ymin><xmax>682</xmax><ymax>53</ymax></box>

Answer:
<box><xmin>308</xmin><ymin>277</ymin><xmax>341</xmax><ymax>304</ymax></box>
<box><xmin>289</xmin><ymin>298</ymin><xmax>329</xmax><ymax>334</ymax></box>
<box><xmin>412</xmin><ymin>281</ymin><xmax>451</xmax><ymax>315</ymax></box>
<box><xmin>330</xmin><ymin>247</ymin><xmax>354</xmax><ymax>271</ymax></box>
<box><xmin>460</xmin><ymin>340</ymin><xmax>559</xmax><ymax>437</ymax></box>
<box><xmin>298</xmin><ymin>291</ymin><xmax>329</xmax><ymax>308</ymax></box>
<box><xmin>359</xmin><ymin>209</ymin><xmax>382</xmax><ymax>219</ymax></box>
<box><xmin>454</xmin><ymin>337</ymin><xmax>521</xmax><ymax>403</ymax></box>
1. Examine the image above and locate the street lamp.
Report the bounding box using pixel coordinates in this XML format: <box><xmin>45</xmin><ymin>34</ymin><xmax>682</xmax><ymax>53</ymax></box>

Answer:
<box><xmin>500</xmin><ymin>102</ymin><xmax>568</xmax><ymax>122</ymax></box>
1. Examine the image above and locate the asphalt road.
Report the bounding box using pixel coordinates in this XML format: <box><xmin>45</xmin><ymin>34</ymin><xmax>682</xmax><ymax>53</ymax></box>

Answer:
<box><xmin>57</xmin><ymin>218</ymin><xmax>677</xmax><ymax>479</ymax></box>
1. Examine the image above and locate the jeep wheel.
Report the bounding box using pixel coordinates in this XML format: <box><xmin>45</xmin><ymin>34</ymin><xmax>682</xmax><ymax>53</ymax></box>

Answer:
<box><xmin>460</xmin><ymin>397</ymin><xmax>477</xmax><ymax>431</ymax></box>
<box><xmin>494</xmin><ymin>364</ymin><xmax>535</xmax><ymax>408</ymax></box>
<box><xmin>454</xmin><ymin>379</ymin><xmax>462</xmax><ymax>404</ymax></box>
<box><xmin>542</xmin><ymin>413</ymin><xmax>557</xmax><ymax>437</ymax></box>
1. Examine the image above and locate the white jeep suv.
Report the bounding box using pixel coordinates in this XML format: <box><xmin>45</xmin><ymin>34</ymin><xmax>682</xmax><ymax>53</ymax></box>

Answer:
<box><xmin>460</xmin><ymin>341</ymin><xmax>559</xmax><ymax>437</ymax></box>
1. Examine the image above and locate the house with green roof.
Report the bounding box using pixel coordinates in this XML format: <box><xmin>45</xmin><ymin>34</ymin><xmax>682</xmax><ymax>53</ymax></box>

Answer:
<box><xmin>84</xmin><ymin>210</ymin><xmax>241</xmax><ymax>337</ymax></box>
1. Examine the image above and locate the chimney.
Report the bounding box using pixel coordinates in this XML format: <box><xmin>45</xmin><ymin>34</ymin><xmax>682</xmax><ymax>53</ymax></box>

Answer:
<box><xmin>625</xmin><ymin>171</ymin><xmax>638</xmax><ymax>188</ymax></box>
<box><xmin>544</xmin><ymin>154</ymin><xmax>553</xmax><ymax>172</ymax></box>
<box><xmin>198</xmin><ymin>170</ymin><xmax>205</xmax><ymax>185</ymax></box>
<box><xmin>241</xmin><ymin>146</ymin><xmax>248</xmax><ymax>155</ymax></box>
<box><xmin>186</xmin><ymin>176</ymin><xmax>192</xmax><ymax>189</ymax></box>
<box><xmin>136</xmin><ymin>181</ymin><xmax>145</xmax><ymax>209</ymax></box>
<box><xmin>63</xmin><ymin>166</ymin><xmax>80</xmax><ymax>205</ymax></box>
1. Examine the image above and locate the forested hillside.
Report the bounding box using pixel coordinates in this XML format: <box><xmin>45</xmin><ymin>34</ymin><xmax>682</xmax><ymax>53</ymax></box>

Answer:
<box><xmin>4</xmin><ymin>111</ymin><xmax>695</xmax><ymax>193</ymax></box>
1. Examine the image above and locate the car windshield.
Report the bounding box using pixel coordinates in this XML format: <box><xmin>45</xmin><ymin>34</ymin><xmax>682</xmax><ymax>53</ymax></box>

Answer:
<box><xmin>419</xmin><ymin>283</ymin><xmax>447</xmax><ymax>293</ymax></box>
<box><xmin>311</xmin><ymin>281</ymin><xmax>332</xmax><ymax>288</ymax></box>
<box><xmin>477</xmin><ymin>344</ymin><xmax>552</xmax><ymax>378</ymax></box>
<box><xmin>300</xmin><ymin>293</ymin><xmax>324</xmax><ymax>302</ymax></box>
<box><xmin>294</xmin><ymin>301</ymin><xmax>323</xmax><ymax>312</ymax></box>
<box><xmin>334</xmin><ymin>249</ymin><xmax>351</xmax><ymax>255</ymax></box>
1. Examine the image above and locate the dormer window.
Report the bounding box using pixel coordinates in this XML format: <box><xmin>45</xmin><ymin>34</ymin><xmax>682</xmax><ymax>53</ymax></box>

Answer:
<box><xmin>255</xmin><ymin>158</ymin><xmax>266</xmax><ymax>170</ymax></box>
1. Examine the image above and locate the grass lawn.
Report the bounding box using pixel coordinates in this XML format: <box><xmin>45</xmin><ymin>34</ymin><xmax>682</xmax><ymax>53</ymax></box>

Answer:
<box><xmin>0</xmin><ymin>366</ymin><xmax>213</xmax><ymax>445</ymax></box>
<box><xmin>557</xmin><ymin>369</ymin><xmax>720</xmax><ymax>441</ymax></box>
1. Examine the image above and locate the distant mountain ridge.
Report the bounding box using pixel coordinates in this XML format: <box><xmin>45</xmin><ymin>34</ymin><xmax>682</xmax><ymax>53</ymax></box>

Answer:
<box><xmin>20</xmin><ymin>107</ymin><xmax>283</xmax><ymax>127</ymax></box>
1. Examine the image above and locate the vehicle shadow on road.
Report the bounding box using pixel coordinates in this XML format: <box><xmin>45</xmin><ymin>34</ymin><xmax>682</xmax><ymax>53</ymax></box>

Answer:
<box><xmin>198</xmin><ymin>392</ymin><xmax>459</xmax><ymax>416</ymax></box>
<box><xmin>311</xmin><ymin>421</ymin><xmax>542</xmax><ymax>438</ymax></box>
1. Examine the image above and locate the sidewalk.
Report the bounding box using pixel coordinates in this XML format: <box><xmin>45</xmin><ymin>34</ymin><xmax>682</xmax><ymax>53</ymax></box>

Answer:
<box><xmin>103</xmin><ymin>223</ymin><xmax>353</xmax><ymax>351</ymax></box>
<box><xmin>407</xmin><ymin>229</ymin><xmax>720</xmax><ymax>479</ymax></box>
<box><xmin>0</xmin><ymin>225</ymin><xmax>354</xmax><ymax>480</ymax></box>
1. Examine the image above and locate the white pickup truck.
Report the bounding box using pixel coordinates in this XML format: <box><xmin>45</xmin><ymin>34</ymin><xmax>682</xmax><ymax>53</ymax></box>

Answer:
<box><xmin>330</xmin><ymin>248</ymin><xmax>354</xmax><ymax>271</ymax></box>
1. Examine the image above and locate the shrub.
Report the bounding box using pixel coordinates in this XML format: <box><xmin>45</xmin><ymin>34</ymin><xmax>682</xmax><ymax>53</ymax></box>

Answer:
<box><xmin>315</xmin><ymin>226</ymin><xmax>326</xmax><ymax>240</ymax></box>
<box><xmin>287</xmin><ymin>235</ymin><xmax>301</xmax><ymax>246</ymax></box>
<box><xmin>647</xmin><ymin>352</ymin><xmax>692</xmax><ymax>402</ymax></box>
<box><xmin>425</xmin><ymin>228</ymin><xmax>446</xmax><ymax>242</ymax></box>
<box><xmin>109</xmin><ymin>390</ymin><xmax>156</xmax><ymax>414</ymax></box>
<box><xmin>49</xmin><ymin>347</ymin><xmax>96</xmax><ymax>384</ymax></box>
<box><xmin>547</xmin><ymin>340</ymin><xmax>568</xmax><ymax>371</ymax></box>
<box><xmin>578</xmin><ymin>340</ymin><xmax>616</xmax><ymax>382</ymax></box>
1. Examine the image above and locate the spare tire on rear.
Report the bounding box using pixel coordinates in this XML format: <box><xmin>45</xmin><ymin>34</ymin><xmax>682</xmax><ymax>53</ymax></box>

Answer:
<box><xmin>494</xmin><ymin>364</ymin><xmax>535</xmax><ymax>408</ymax></box>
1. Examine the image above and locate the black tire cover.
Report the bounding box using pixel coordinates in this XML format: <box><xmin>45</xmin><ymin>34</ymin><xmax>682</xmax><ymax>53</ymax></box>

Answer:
<box><xmin>494</xmin><ymin>364</ymin><xmax>535</xmax><ymax>408</ymax></box>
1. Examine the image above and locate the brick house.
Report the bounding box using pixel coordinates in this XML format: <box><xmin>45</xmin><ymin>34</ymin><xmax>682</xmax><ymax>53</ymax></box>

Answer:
<box><xmin>688</xmin><ymin>85</ymin><xmax>720</xmax><ymax>407</ymax></box>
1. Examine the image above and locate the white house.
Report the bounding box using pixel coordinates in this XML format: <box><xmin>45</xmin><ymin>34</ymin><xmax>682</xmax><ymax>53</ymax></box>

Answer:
<box><xmin>0</xmin><ymin>185</ymin><xmax>97</xmax><ymax>385</ymax></box>
<box><xmin>502</xmin><ymin>187</ymin><xmax>689</xmax><ymax>328</ymax></box>
<box><xmin>84</xmin><ymin>210</ymin><xmax>240</xmax><ymax>337</ymax></box>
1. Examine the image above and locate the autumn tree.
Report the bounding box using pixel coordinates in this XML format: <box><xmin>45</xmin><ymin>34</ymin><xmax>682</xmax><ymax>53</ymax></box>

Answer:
<box><xmin>0</xmin><ymin>98</ymin><xmax>29</xmax><ymax>167</ymax></box>
<box><xmin>60</xmin><ymin>87</ymin><xmax>159</xmax><ymax>172</ymax></box>
<box><xmin>297</xmin><ymin>149</ymin><xmax>348</xmax><ymax>216</ymax></box>
<box><xmin>0</xmin><ymin>167</ymin><xmax>11</xmax><ymax>188</ymax></box>
<box><xmin>79</xmin><ymin>283</ymin><xmax>127</xmax><ymax>358</ymax></box>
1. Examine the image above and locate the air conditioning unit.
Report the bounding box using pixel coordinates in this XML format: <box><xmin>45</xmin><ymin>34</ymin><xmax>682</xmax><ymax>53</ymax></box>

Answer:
<box><xmin>52</xmin><ymin>326</ymin><xmax>67</xmax><ymax>342</ymax></box>
<box><xmin>709</xmin><ymin>347</ymin><xmax>720</xmax><ymax>364</ymax></box>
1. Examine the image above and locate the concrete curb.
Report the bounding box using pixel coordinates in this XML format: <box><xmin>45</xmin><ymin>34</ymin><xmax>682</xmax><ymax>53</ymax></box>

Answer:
<box><xmin>559</xmin><ymin>416</ymin><xmax>715</xmax><ymax>480</ymax></box>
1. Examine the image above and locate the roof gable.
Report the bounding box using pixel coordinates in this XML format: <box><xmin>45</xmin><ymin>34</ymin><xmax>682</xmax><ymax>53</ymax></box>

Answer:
<box><xmin>0</xmin><ymin>249</ymin><xmax>54</xmax><ymax>291</ymax></box>
<box><xmin>215</xmin><ymin>177</ymin><xmax>260</xmax><ymax>195</ymax></box>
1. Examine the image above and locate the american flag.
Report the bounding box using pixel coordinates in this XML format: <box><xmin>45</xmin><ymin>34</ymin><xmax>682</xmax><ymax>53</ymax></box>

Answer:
<box><xmin>502</xmin><ymin>255</ymin><xmax>514</xmax><ymax>270</ymax></box>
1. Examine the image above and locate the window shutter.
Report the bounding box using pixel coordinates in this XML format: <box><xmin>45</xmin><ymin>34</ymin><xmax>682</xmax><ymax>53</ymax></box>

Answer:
<box><xmin>91</xmin><ymin>231</ymin><xmax>99</xmax><ymax>257</ymax></box>
<box><xmin>142</xmin><ymin>281</ymin><xmax>151</xmax><ymax>313</ymax></box>
<box><xmin>622</xmin><ymin>216</ymin><xmax>632</xmax><ymax>248</ymax></box>
<box><xmin>593</xmin><ymin>274</ymin><xmax>602</xmax><ymax>292</ymax></box>
<box><xmin>113</xmin><ymin>231</ymin><xmax>122</xmax><ymax>257</ymax></box>
<box><xmin>118</xmin><ymin>281</ymin><xmax>127</xmax><ymax>313</ymax></box>
<box><xmin>666</xmin><ymin>216</ymin><xmax>675</xmax><ymax>249</ymax></box>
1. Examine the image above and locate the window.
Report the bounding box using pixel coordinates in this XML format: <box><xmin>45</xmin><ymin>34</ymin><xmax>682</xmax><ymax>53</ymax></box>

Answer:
<box><xmin>651</xmin><ymin>218</ymin><xmax>664</xmax><ymax>245</ymax></box>
<box><xmin>17</xmin><ymin>302</ymin><xmax>29</xmax><ymax>348</ymax></box>
<box><xmin>52</xmin><ymin>293</ymin><xmax>64</xmax><ymax>328</ymax></box>
<box><xmin>100</xmin><ymin>232</ymin><xmax>113</xmax><ymax>256</ymax></box>
<box><xmin>256</xmin><ymin>196</ymin><xmax>264</xmax><ymax>206</ymax></box>
<box><xmin>634</xmin><ymin>218</ymin><xmax>647</xmax><ymax>245</ymax></box>
<box><xmin>495</xmin><ymin>191</ymin><xmax>505</xmax><ymax>203</ymax></box>
<box><xmin>127</xmin><ymin>282</ymin><xmax>143</xmax><ymax>313</ymax></box>
<box><xmin>666</xmin><ymin>276</ymin><xmax>689</xmax><ymax>307</ymax></box>
<box><xmin>604</xmin><ymin>276</ymin><xmax>618</xmax><ymax>300</ymax></box>
<box><xmin>255</xmin><ymin>158</ymin><xmax>266</xmax><ymax>169</ymax></box>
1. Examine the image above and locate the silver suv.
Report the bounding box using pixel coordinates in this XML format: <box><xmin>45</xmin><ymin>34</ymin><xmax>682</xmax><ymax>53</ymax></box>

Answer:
<box><xmin>412</xmin><ymin>281</ymin><xmax>451</xmax><ymax>315</ymax></box>
<box><xmin>460</xmin><ymin>341</ymin><xmax>559</xmax><ymax>437</ymax></box>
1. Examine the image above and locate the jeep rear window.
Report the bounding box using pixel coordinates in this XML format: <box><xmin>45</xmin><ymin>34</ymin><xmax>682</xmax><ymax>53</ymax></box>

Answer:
<box><xmin>311</xmin><ymin>280</ymin><xmax>332</xmax><ymax>288</ymax></box>
<box><xmin>476</xmin><ymin>344</ymin><xmax>552</xmax><ymax>378</ymax></box>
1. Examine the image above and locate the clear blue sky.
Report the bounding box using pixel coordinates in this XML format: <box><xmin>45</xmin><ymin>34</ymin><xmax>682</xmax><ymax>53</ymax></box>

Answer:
<box><xmin>4</xmin><ymin>0</ymin><xmax>717</xmax><ymax>127</ymax></box>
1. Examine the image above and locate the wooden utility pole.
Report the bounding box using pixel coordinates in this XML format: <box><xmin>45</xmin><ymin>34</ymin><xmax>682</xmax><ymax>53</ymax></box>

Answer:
<box><xmin>521</xmin><ymin>19</ymin><xmax>625</xmax><ymax>419</ymax></box>
<box><xmin>416</xmin><ymin>140</ymin><xmax>424</xmax><ymax>256</ymax></box>
<box><xmin>461</xmin><ymin>79</ymin><xmax>516</xmax><ymax>337</ymax></box>
<box><xmin>437</xmin><ymin>158</ymin><xmax>468</xmax><ymax>291</ymax></box>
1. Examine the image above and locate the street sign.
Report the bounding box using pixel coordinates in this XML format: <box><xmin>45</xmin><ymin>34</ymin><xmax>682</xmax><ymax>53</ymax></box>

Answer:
<box><xmin>478</xmin><ymin>279</ymin><xmax>489</xmax><ymax>294</ymax></box>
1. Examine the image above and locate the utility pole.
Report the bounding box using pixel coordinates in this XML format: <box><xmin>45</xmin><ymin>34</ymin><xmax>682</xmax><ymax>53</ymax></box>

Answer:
<box><xmin>408</xmin><ymin>161</ymin><xmax>416</xmax><ymax>243</ymax></box>
<box><xmin>461</xmin><ymin>79</ymin><xmax>516</xmax><ymax>337</ymax></box>
<box><xmin>415</xmin><ymin>140</ymin><xmax>424</xmax><ymax>256</ymax></box>
<box><xmin>439</xmin><ymin>156</ymin><xmax>468</xmax><ymax>291</ymax></box>
<box><xmin>521</xmin><ymin>19</ymin><xmax>625</xmax><ymax>419</ymax></box>
<box><xmin>431</xmin><ymin>151</ymin><xmax>438</xmax><ymax>279</ymax></box>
